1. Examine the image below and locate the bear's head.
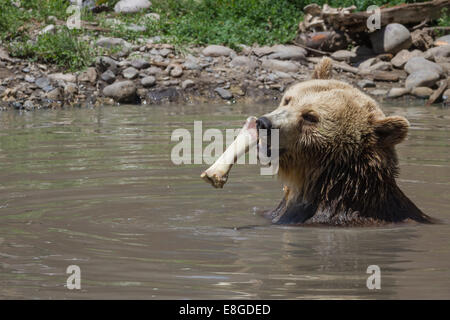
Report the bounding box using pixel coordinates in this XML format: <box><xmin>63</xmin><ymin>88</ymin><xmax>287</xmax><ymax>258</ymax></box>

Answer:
<box><xmin>257</xmin><ymin>58</ymin><xmax>431</xmax><ymax>226</ymax></box>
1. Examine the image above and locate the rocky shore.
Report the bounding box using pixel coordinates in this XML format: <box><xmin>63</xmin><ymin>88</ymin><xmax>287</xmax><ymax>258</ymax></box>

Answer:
<box><xmin>1</xmin><ymin>2</ymin><xmax>449</xmax><ymax>110</ymax></box>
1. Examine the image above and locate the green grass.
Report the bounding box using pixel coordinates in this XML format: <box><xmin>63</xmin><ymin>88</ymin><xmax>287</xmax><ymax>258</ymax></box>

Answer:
<box><xmin>115</xmin><ymin>0</ymin><xmax>434</xmax><ymax>48</ymax></box>
<box><xmin>8</xmin><ymin>28</ymin><xmax>95</xmax><ymax>71</ymax></box>
<box><xmin>438</xmin><ymin>8</ymin><xmax>450</xmax><ymax>27</ymax></box>
<box><xmin>0</xmin><ymin>0</ymin><xmax>442</xmax><ymax>71</ymax></box>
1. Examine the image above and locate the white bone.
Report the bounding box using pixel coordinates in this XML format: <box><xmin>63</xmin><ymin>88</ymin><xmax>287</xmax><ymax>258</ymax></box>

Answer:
<box><xmin>201</xmin><ymin>116</ymin><xmax>258</xmax><ymax>188</ymax></box>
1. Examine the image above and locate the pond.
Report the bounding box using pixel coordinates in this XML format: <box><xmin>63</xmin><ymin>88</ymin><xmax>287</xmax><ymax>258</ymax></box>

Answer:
<box><xmin>0</xmin><ymin>101</ymin><xmax>449</xmax><ymax>299</ymax></box>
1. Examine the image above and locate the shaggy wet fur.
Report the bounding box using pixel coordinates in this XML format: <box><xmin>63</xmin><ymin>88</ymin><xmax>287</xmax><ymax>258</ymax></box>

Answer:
<box><xmin>263</xmin><ymin>58</ymin><xmax>432</xmax><ymax>226</ymax></box>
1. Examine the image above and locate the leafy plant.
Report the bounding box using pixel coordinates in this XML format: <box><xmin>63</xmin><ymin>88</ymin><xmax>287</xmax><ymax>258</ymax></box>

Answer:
<box><xmin>8</xmin><ymin>28</ymin><xmax>94</xmax><ymax>71</ymax></box>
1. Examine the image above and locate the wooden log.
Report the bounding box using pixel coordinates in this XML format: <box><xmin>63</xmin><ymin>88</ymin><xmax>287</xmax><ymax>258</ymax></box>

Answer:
<box><xmin>323</xmin><ymin>0</ymin><xmax>449</xmax><ymax>33</ymax></box>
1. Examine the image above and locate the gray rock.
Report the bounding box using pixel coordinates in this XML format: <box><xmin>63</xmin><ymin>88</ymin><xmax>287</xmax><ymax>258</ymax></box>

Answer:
<box><xmin>123</xmin><ymin>67</ymin><xmax>139</xmax><ymax>80</ymax></box>
<box><xmin>229</xmin><ymin>56</ymin><xmax>259</xmax><ymax>71</ymax></box>
<box><xmin>39</xmin><ymin>24</ymin><xmax>55</xmax><ymax>35</ymax></box>
<box><xmin>169</xmin><ymin>64</ymin><xmax>183</xmax><ymax>78</ymax></box>
<box><xmin>261</xmin><ymin>59</ymin><xmax>299</xmax><ymax>73</ymax></box>
<box><xmin>331</xmin><ymin>50</ymin><xmax>357</xmax><ymax>62</ymax></box>
<box><xmin>435</xmin><ymin>34</ymin><xmax>450</xmax><ymax>46</ymax></box>
<box><xmin>101</xmin><ymin>70</ymin><xmax>116</xmax><ymax>84</ymax></box>
<box><xmin>103</xmin><ymin>80</ymin><xmax>137</xmax><ymax>103</ymax></box>
<box><xmin>202</xmin><ymin>45</ymin><xmax>235</xmax><ymax>57</ymax></box>
<box><xmin>48</xmin><ymin>73</ymin><xmax>76</xmax><ymax>83</ymax></box>
<box><xmin>145</xmin><ymin>13</ymin><xmax>160</xmax><ymax>21</ymax></box>
<box><xmin>387</xmin><ymin>87</ymin><xmax>410</xmax><ymax>98</ymax></box>
<box><xmin>124</xmin><ymin>24</ymin><xmax>147</xmax><ymax>32</ymax></box>
<box><xmin>411</xmin><ymin>87</ymin><xmax>433</xmax><ymax>98</ymax></box>
<box><xmin>404</xmin><ymin>57</ymin><xmax>444</xmax><ymax>76</ymax></box>
<box><xmin>357</xmin><ymin>79</ymin><xmax>376</xmax><ymax>88</ymax></box>
<box><xmin>23</xmin><ymin>100</ymin><xmax>34</xmax><ymax>110</ymax></box>
<box><xmin>369</xmin><ymin>89</ymin><xmax>388</xmax><ymax>96</ymax></box>
<box><xmin>141</xmin><ymin>76</ymin><xmax>156</xmax><ymax>88</ymax></box>
<box><xmin>95</xmin><ymin>56</ymin><xmax>119</xmax><ymax>74</ymax></box>
<box><xmin>25</xmin><ymin>75</ymin><xmax>35</xmax><ymax>83</ymax></box>
<box><xmin>214</xmin><ymin>87</ymin><xmax>233</xmax><ymax>100</ymax></box>
<box><xmin>391</xmin><ymin>49</ymin><xmax>423</xmax><ymax>68</ymax></box>
<box><xmin>370</xmin><ymin>23</ymin><xmax>412</xmax><ymax>54</ymax></box>
<box><xmin>273</xmin><ymin>71</ymin><xmax>292</xmax><ymax>79</ymax></box>
<box><xmin>266</xmin><ymin>45</ymin><xmax>306</xmax><ymax>61</ymax></box>
<box><xmin>438</xmin><ymin>61</ymin><xmax>450</xmax><ymax>75</ymax></box>
<box><xmin>35</xmin><ymin>77</ymin><xmax>53</xmax><ymax>92</ymax></box>
<box><xmin>47</xmin><ymin>87</ymin><xmax>63</xmax><ymax>101</ymax></box>
<box><xmin>405</xmin><ymin>70</ymin><xmax>440</xmax><ymax>90</ymax></box>
<box><xmin>131</xmin><ymin>58</ymin><xmax>150</xmax><ymax>69</ymax></box>
<box><xmin>424</xmin><ymin>45</ymin><xmax>450</xmax><ymax>61</ymax></box>
<box><xmin>96</xmin><ymin>37</ymin><xmax>131</xmax><ymax>49</ymax></box>
<box><xmin>64</xmin><ymin>83</ymin><xmax>78</xmax><ymax>95</ymax></box>
<box><xmin>145</xmin><ymin>66</ymin><xmax>163</xmax><ymax>75</ymax></box>
<box><xmin>253</xmin><ymin>46</ymin><xmax>276</xmax><ymax>57</ymax></box>
<box><xmin>114</xmin><ymin>0</ymin><xmax>151</xmax><ymax>13</ymax></box>
<box><xmin>159</xmin><ymin>48</ymin><xmax>171</xmax><ymax>57</ymax></box>
<box><xmin>183</xmin><ymin>55</ymin><xmax>202</xmax><ymax>70</ymax></box>
<box><xmin>118</xmin><ymin>60</ymin><xmax>131</xmax><ymax>68</ymax></box>
<box><xmin>78</xmin><ymin>67</ymin><xmax>97</xmax><ymax>84</ymax></box>
<box><xmin>181</xmin><ymin>79</ymin><xmax>195</xmax><ymax>90</ymax></box>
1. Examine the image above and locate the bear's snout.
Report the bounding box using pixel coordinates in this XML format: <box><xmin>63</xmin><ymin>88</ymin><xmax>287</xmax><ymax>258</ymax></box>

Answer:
<box><xmin>256</xmin><ymin>116</ymin><xmax>273</xmax><ymax>158</ymax></box>
<box><xmin>256</xmin><ymin>116</ymin><xmax>272</xmax><ymax>131</ymax></box>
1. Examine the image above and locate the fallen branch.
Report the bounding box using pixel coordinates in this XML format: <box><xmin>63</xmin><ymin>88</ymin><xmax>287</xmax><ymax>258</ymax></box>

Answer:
<box><xmin>293</xmin><ymin>41</ymin><xmax>331</xmax><ymax>55</ymax></box>
<box><xmin>426</xmin><ymin>79</ymin><xmax>449</xmax><ymax>106</ymax></box>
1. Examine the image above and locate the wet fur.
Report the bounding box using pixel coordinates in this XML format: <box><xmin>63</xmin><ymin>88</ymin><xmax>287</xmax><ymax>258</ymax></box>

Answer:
<box><xmin>265</xmin><ymin>58</ymin><xmax>432</xmax><ymax>226</ymax></box>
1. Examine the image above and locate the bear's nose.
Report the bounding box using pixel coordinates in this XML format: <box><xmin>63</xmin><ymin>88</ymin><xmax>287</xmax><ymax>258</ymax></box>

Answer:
<box><xmin>256</xmin><ymin>117</ymin><xmax>272</xmax><ymax>131</ymax></box>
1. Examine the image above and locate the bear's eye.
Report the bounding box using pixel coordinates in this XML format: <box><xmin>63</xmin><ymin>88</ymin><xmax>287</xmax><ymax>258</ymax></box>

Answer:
<box><xmin>302</xmin><ymin>113</ymin><xmax>319</xmax><ymax>123</ymax></box>
<box><xmin>282</xmin><ymin>97</ymin><xmax>292</xmax><ymax>106</ymax></box>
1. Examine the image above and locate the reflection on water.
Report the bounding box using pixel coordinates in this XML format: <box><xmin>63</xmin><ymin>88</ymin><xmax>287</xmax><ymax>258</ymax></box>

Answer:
<box><xmin>0</xmin><ymin>102</ymin><xmax>449</xmax><ymax>299</ymax></box>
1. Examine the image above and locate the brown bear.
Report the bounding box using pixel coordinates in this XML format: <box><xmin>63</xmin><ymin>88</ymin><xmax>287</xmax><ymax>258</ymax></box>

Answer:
<box><xmin>256</xmin><ymin>57</ymin><xmax>432</xmax><ymax>226</ymax></box>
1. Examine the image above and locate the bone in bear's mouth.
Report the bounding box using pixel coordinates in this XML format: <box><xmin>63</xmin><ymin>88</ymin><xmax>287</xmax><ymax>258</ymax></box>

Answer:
<box><xmin>200</xmin><ymin>116</ymin><xmax>258</xmax><ymax>188</ymax></box>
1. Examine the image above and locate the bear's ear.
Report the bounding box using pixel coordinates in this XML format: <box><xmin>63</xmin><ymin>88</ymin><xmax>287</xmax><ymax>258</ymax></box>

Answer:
<box><xmin>374</xmin><ymin>116</ymin><xmax>409</xmax><ymax>146</ymax></box>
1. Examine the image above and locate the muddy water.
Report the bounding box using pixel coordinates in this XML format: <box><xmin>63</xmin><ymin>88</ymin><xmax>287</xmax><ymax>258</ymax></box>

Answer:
<box><xmin>0</xmin><ymin>102</ymin><xmax>449</xmax><ymax>299</ymax></box>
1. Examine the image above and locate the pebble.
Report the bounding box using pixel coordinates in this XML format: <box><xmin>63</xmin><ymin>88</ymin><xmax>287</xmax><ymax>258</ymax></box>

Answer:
<box><xmin>103</xmin><ymin>80</ymin><xmax>137</xmax><ymax>103</ymax></box>
<box><xmin>25</xmin><ymin>75</ymin><xmax>35</xmax><ymax>83</ymax></box>
<box><xmin>214</xmin><ymin>87</ymin><xmax>233</xmax><ymax>100</ymax></box>
<box><xmin>141</xmin><ymin>76</ymin><xmax>156</xmax><ymax>88</ymax></box>
<box><xmin>169</xmin><ymin>65</ymin><xmax>183</xmax><ymax>78</ymax></box>
<box><xmin>405</xmin><ymin>70</ymin><xmax>440</xmax><ymax>90</ymax></box>
<box><xmin>370</xmin><ymin>23</ymin><xmax>412</xmax><ymax>54</ymax></box>
<box><xmin>101</xmin><ymin>70</ymin><xmax>116</xmax><ymax>84</ymax></box>
<box><xmin>114</xmin><ymin>0</ymin><xmax>152</xmax><ymax>13</ymax></box>
<box><xmin>261</xmin><ymin>59</ymin><xmax>299</xmax><ymax>73</ymax></box>
<box><xmin>78</xmin><ymin>67</ymin><xmax>97</xmax><ymax>84</ymax></box>
<box><xmin>35</xmin><ymin>77</ymin><xmax>53</xmax><ymax>92</ymax></box>
<box><xmin>387</xmin><ymin>87</ymin><xmax>410</xmax><ymax>98</ymax></box>
<box><xmin>411</xmin><ymin>87</ymin><xmax>433</xmax><ymax>98</ymax></box>
<box><xmin>202</xmin><ymin>45</ymin><xmax>235</xmax><ymax>57</ymax></box>
<box><xmin>182</xmin><ymin>79</ymin><xmax>195</xmax><ymax>90</ymax></box>
<box><xmin>131</xmin><ymin>58</ymin><xmax>151</xmax><ymax>70</ymax></box>
<box><xmin>123</xmin><ymin>67</ymin><xmax>139</xmax><ymax>80</ymax></box>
